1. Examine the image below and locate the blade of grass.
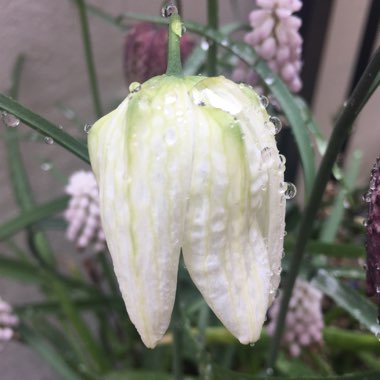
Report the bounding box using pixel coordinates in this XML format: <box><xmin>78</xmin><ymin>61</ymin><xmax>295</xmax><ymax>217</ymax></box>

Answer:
<box><xmin>320</xmin><ymin>150</ymin><xmax>362</xmax><ymax>242</ymax></box>
<box><xmin>73</xmin><ymin>0</ymin><xmax>103</xmax><ymax>118</ymax></box>
<box><xmin>19</xmin><ymin>323</ymin><xmax>83</xmax><ymax>380</ymax></box>
<box><xmin>268</xmin><ymin>46</ymin><xmax>380</xmax><ymax>369</ymax></box>
<box><xmin>0</xmin><ymin>94</ymin><xmax>89</xmax><ymax>163</ymax></box>
<box><xmin>0</xmin><ymin>196</ymin><xmax>68</xmax><ymax>241</ymax></box>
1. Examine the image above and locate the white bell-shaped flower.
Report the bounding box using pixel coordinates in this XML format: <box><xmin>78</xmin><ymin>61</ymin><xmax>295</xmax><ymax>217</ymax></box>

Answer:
<box><xmin>88</xmin><ymin>74</ymin><xmax>286</xmax><ymax>348</ymax></box>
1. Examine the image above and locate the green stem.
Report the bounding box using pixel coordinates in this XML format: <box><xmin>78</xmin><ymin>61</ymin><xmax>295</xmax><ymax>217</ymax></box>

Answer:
<box><xmin>166</xmin><ymin>12</ymin><xmax>183</xmax><ymax>76</ymax></box>
<box><xmin>74</xmin><ymin>0</ymin><xmax>103</xmax><ymax>118</ymax></box>
<box><xmin>267</xmin><ymin>46</ymin><xmax>380</xmax><ymax>369</ymax></box>
<box><xmin>207</xmin><ymin>0</ymin><xmax>219</xmax><ymax>76</ymax></box>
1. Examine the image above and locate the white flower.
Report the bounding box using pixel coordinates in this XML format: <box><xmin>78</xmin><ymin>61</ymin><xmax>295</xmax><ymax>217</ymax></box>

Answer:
<box><xmin>88</xmin><ymin>74</ymin><xmax>286</xmax><ymax>348</ymax></box>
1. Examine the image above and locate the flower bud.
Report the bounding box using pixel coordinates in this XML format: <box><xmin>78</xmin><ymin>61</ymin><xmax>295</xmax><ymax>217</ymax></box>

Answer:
<box><xmin>123</xmin><ymin>22</ymin><xmax>194</xmax><ymax>84</ymax></box>
<box><xmin>88</xmin><ymin>74</ymin><xmax>286</xmax><ymax>348</ymax></box>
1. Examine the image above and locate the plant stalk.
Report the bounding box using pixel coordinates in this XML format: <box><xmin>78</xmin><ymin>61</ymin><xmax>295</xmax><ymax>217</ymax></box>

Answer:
<box><xmin>166</xmin><ymin>11</ymin><xmax>183</xmax><ymax>76</ymax></box>
<box><xmin>267</xmin><ymin>46</ymin><xmax>380</xmax><ymax>369</ymax></box>
<box><xmin>75</xmin><ymin>0</ymin><xmax>103</xmax><ymax>118</ymax></box>
<box><xmin>207</xmin><ymin>0</ymin><xmax>219</xmax><ymax>76</ymax></box>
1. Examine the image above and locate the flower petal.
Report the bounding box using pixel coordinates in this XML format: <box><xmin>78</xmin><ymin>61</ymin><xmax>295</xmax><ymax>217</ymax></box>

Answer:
<box><xmin>88</xmin><ymin>76</ymin><xmax>199</xmax><ymax>347</ymax></box>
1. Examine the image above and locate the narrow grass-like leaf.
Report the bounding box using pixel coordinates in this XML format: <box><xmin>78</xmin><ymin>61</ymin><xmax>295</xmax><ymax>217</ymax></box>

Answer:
<box><xmin>19</xmin><ymin>323</ymin><xmax>83</xmax><ymax>380</ymax></box>
<box><xmin>312</xmin><ymin>269</ymin><xmax>380</xmax><ymax>337</ymax></box>
<box><xmin>0</xmin><ymin>94</ymin><xmax>89</xmax><ymax>163</ymax></box>
<box><xmin>0</xmin><ymin>196</ymin><xmax>68</xmax><ymax>241</ymax></box>
<box><xmin>320</xmin><ymin>150</ymin><xmax>362</xmax><ymax>242</ymax></box>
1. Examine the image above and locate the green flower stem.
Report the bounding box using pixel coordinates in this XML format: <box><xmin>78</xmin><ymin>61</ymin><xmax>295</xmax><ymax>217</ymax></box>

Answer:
<box><xmin>207</xmin><ymin>0</ymin><xmax>219</xmax><ymax>76</ymax></box>
<box><xmin>74</xmin><ymin>0</ymin><xmax>103</xmax><ymax>118</ymax></box>
<box><xmin>267</xmin><ymin>46</ymin><xmax>380</xmax><ymax>370</ymax></box>
<box><xmin>0</xmin><ymin>94</ymin><xmax>89</xmax><ymax>163</ymax></box>
<box><xmin>160</xmin><ymin>325</ymin><xmax>380</xmax><ymax>352</ymax></box>
<box><xmin>166</xmin><ymin>13</ymin><xmax>183</xmax><ymax>76</ymax></box>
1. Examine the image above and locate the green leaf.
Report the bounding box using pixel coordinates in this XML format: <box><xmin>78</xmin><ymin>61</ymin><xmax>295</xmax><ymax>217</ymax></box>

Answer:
<box><xmin>19</xmin><ymin>323</ymin><xmax>83</xmax><ymax>380</ymax></box>
<box><xmin>284</xmin><ymin>239</ymin><xmax>365</xmax><ymax>258</ymax></box>
<box><xmin>0</xmin><ymin>94</ymin><xmax>89</xmax><ymax>164</ymax></box>
<box><xmin>312</xmin><ymin>270</ymin><xmax>380</xmax><ymax>337</ymax></box>
<box><xmin>0</xmin><ymin>196</ymin><xmax>68</xmax><ymax>241</ymax></box>
<box><xmin>320</xmin><ymin>150</ymin><xmax>362</xmax><ymax>242</ymax></box>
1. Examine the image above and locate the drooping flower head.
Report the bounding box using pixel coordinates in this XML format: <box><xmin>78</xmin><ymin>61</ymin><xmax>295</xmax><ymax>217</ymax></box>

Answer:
<box><xmin>0</xmin><ymin>297</ymin><xmax>18</xmax><ymax>349</ymax></box>
<box><xmin>123</xmin><ymin>22</ymin><xmax>194</xmax><ymax>84</ymax></box>
<box><xmin>233</xmin><ymin>0</ymin><xmax>303</xmax><ymax>93</ymax></box>
<box><xmin>267</xmin><ymin>279</ymin><xmax>324</xmax><ymax>357</ymax></box>
<box><xmin>64</xmin><ymin>171</ymin><xmax>106</xmax><ymax>252</ymax></box>
<box><xmin>364</xmin><ymin>157</ymin><xmax>380</xmax><ymax>321</ymax></box>
<box><xmin>88</xmin><ymin>9</ymin><xmax>287</xmax><ymax>348</ymax></box>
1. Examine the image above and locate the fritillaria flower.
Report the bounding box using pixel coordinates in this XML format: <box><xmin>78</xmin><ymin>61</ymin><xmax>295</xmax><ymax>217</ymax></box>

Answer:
<box><xmin>364</xmin><ymin>157</ymin><xmax>380</xmax><ymax>321</ymax></box>
<box><xmin>88</xmin><ymin>9</ymin><xmax>287</xmax><ymax>348</ymax></box>
<box><xmin>123</xmin><ymin>22</ymin><xmax>194</xmax><ymax>84</ymax></box>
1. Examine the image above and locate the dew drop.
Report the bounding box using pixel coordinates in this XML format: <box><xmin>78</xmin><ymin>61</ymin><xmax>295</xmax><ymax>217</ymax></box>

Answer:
<box><xmin>284</xmin><ymin>182</ymin><xmax>297</xmax><ymax>199</ymax></box>
<box><xmin>266</xmin><ymin>367</ymin><xmax>274</xmax><ymax>376</ymax></box>
<box><xmin>376</xmin><ymin>332</ymin><xmax>380</xmax><ymax>341</ymax></box>
<box><xmin>363</xmin><ymin>219</ymin><xmax>368</xmax><ymax>227</ymax></box>
<box><xmin>200</xmin><ymin>38</ymin><xmax>210</xmax><ymax>51</ymax></box>
<box><xmin>261</xmin><ymin>146</ymin><xmax>272</xmax><ymax>161</ymax></box>
<box><xmin>375</xmin><ymin>263</ymin><xmax>380</xmax><ymax>271</ymax></box>
<box><xmin>181</xmin><ymin>24</ymin><xmax>187</xmax><ymax>34</ymax></box>
<box><xmin>58</xmin><ymin>124</ymin><xmax>64</xmax><ymax>130</ymax></box>
<box><xmin>1</xmin><ymin>111</ymin><xmax>20</xmax><ymax>128</ymax></box>
<box><xmin>164</xmin><ymin>128</ymin><xmax>177</xmax><ymax>145</ymax></box>
<box><xmin>265</xmin><ymin>120</ymin><xmax>275</xmax><ymax>134</ymax></box>
<box><xmin>221</xmin><ymin>38</ymin><xmax>228</xmax><ymax>47</ymax></box>
<box><xmin>269</xmin><ymin>116</ymin><xmax>282</xmax><ymax>134</ymax></box>
<box><xmin>161</xmin><ymin>4</ymin><xmax>178</xmax><ymax>17</ymax></box>
<box><xmin>259</xmin><ymin>95</ymin><xmax>269</xmax><ymax>108</ymax></box>
<box><xmin>249</xmin><ymin>342</ymin><xmax>255</xmax><ymax>347</ymax></box>
<box><xmin>362</xmin><ymin>191</ymin><xmax>372</xmax><ymax>203</ymax></box>
<box><xmin>376</xmin><ymin>285</ymin><xmax>380</xmax><ymax>294</ymax></box>
<box><xmin>264</xmin><ymin>76</ymin><xmax>275</xmax><ymax>86</ymax></box>
<box><xmin>129</xmin><ymin>82</ymin><xmax>141</xmax><ymax>93</ymax></box>
<box><xmin>40</xmin><ymin>161</ymin><xmax>53</xmax><ymax>171</ymax></box>
<box><xmin>84</xmin><ymin>124</ymin><xmax>92</xmax><ymax>134</ymax></box>
<box><xmin>279</xmin><ymin>154</ymin><xmax>286</xmax><ymax>165</ymax></box>
<box><xmin>44</xmin><ymin>136</ymin><xmax>54</xmax><ymax>145</ymax></box>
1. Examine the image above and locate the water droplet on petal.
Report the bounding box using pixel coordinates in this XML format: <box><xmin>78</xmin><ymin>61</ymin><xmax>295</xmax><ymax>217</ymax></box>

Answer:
<box><xmin>279</xmin><ymin>154</ymin><xmax>286</xmax><ymax>165</ymax></box>
<box><xmin>181</xmin><ymin>24</ymin><xmax>187</xmax><ymax>34</ymax></box>
<box><xmin>161</xmin><ymin>4</ymin><xmax>178</xmax><ymax>17</ymax></box>
<box><xmin>164</xmin><ymin>128</ymin><xmax>177</xmax><ymax>145</ymax></box>
<box><xmin>1</xmin><ymin>111</ymin><xmax>20</xmax><ymax>128</ymax></box>
<box><xmin>269</xmin><ymin>116</ymin><xmax>282</xmax><ymax>134</ymax></box>
<box><xmin>200</xmin><ymin>38</ymin><xmax>210</xmax><ymax>51</ymax></box>
<box><xmin>40</xmin><ymin>161</ymin><xmax>53</xmax><ymax>171</ymax></box>
<box><xmin>129</xmin><ymin>82</ymin><xmax>141</xmax><ymax>93</ymax></box>
<box><xmin>44</xmin><ymin>136</ymin><xmax>54</xmax><ymax>145</ymax></box>
<box><xmin>261</xmin><ymin>146</ymin><xmax>273</xmax><ymax>161</ymax></box>
<box><xmin>259</xmin><ymin>95</ymin><xmax>269</xmax><ymax>108</ymax></box>
<box><xmin>84</xmin><ymin>124</ymin><xmax>92</xmax><ymax>134</ymax></box>
<box><xmin>284</xmin><ymin>182</ymin><xmax>297</xmax><ymax>199</ymax></box>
